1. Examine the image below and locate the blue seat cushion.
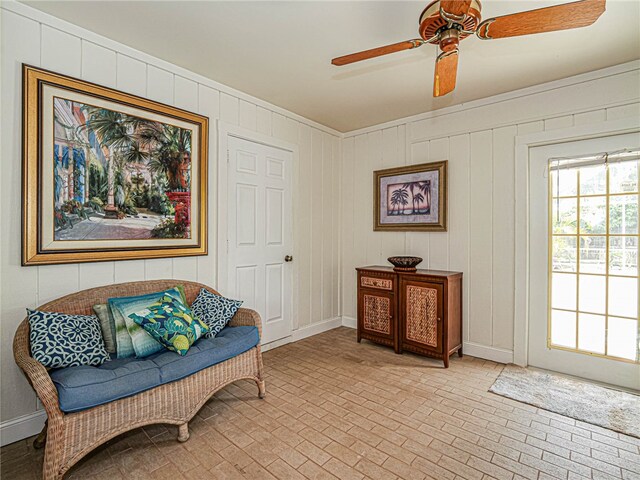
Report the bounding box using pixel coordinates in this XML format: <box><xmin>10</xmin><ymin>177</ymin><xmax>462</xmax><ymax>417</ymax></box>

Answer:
<box><xmin>50</xmin><ymin>326</ymin><xmax>260</xmax><ymax>413</ymax></box>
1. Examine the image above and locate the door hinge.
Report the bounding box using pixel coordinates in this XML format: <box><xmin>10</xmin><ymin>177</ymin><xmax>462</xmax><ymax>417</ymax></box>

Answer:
<box><xmin>227</xmin><ymin>149</ymin><xmax>230</xmax><ymax>163</ymax></box>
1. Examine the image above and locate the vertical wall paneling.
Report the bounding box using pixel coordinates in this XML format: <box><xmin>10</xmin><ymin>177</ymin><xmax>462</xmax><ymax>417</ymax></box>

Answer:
<box><xmin>114</xmin><ymin>261</ymin><xmax>146</xmax><ymax>283</ymax></box>
<box><xmin>341</xmin><ymin>137</ymin><xmax>356</xmax><ymax>319</ymax></box>
<box><xmin>428</xmin><ymin>137</ymin><xmax>450</xmax><ymax>270</ymax></box>
<box><xmin>197</xmin><ymin>85</ymin><xmax>220</xmax><ymax>286</ymax></box>
<box><xmin>219</xmin><ymin>93</ymin><xmax>239</xmax><ymax>126</ymax></box>
<box><xmin>380</xmin><ymin>127</ymin><xmax>405</xmax><ymax>261</ymax></box>
<box><xmin>468</xmin><ymin>130</ymin><xmax>493</xmax><ymax>346</ymax></box>
<box><xmin>606</xmin><ymin>103</ymin><xmax>640</xmax><ymax>121</ymax></box>
<box><xmin>81</xmin><ymin>41</ymin><xmax>117</xmax><ymax>87</ymax></box>
<box><xmin>332</xmin><ymin>136</ymin><xmax>341</xmax><ymax>318</ymax></box>
<box><xmin>491</xmin><ymin>126</ymin><xmax>517</xmax><ymax>349</ymax></box>
<box><xmin>341</xmin><ymin>67</ymin><xmax>638</xmax><ymax>362</ymax></box>
<box><xmin>238</xmin><ymin>100</ymin><xmax>257</xmax><ymax>132</ymax></box>
<box><xmin>448</xmin><ymin>134</ymin><xmax>470</xmax><ymax>342</ymax></box>
<box><xmin>1</xmin><ymin>4</ymin><xmax>343</xmax><ymax>436</ymax></box>
<box><xmin>517</xmin><ymin>121</ymin><xmax>545</xmax><ymax>136</ymax></box>
<box><xmin>116</xmin><ymin>54</ymin><xmax>147</xmax><ymax>97</ymax></box>
<box><xmin>310</xmin><ymin>129</ymin><xmax>323</xmax><ymax>324</ymax></box>
<box><xmin>544</xmin><ymin>115</ymin><xmax>574</xmax><ymax>131</ymax></box>
<box><xmin>353</xmin><ymin>135</ymin><xmax>369</xmax><ymax>274</ymax></box>
<box><xmin>41</xmin><ymin>25</ymin><xmax>81</xmax><ymax>76</ymax></box>
<box><xmin>296</xmin><ymin>124</ymin><xmax>313</xmax><ymax>328</ymax></box>
<box><xmin>574</xmin><ymin>109</ymin><xmax>607</xmax><ymax>126</ymax></box>
<box><xmin>0</xmin><ymin>11</ymin><xmax>42</xmax><ymax>423</ymax></box>
<box><xmin>406</xmin><ymin>141</ymin><xmax>430</xmax><ymax>266</ymax></box>
<box><xmin>322</xmin><ymin>134</ymin><xmax>334</xmax><ymax>320</ymax></box>
<box><xmin>366</xmin><ymin>130</ymin><xmax>383</xmax><ymax>265</ymax></box>
<box><xmin>256</xmin><ymin>106</ymin><xmax>272</xmax><ymax>136</ymax></box>
<box><xmin>38</xmin><ymin>22</ymin><xmax>84</xmax><ymax>306</ymax></box>
<box><xmin>172</xmin><ymin>76</ymin><xmax>199</xmax><ymax>282</ymax></box>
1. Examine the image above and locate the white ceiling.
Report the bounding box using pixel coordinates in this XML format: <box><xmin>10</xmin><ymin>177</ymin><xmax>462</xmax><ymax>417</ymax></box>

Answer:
<box><xmin>23</xmin><ymin>1</ymin><xmax>640</xmax><ymax>132</ymax></box>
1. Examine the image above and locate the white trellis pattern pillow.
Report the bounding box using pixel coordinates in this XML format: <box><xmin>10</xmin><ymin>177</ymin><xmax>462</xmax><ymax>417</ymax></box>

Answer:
<box><xmin>190</xmin><ymin>289</ymin><xmax>243</xmax><ymax>338</ymax></box>
<box><xmin>28</xmin><ymin>309</ymin><xmax>109</xmax><ymax>368</ymax></box>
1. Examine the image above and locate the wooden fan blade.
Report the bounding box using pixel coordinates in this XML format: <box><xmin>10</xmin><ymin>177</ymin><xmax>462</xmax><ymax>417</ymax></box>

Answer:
<box><xmin>440</xmin><ymin>0</ymin><xmax>472</xmax><ymax>19</ymax></box>
<box><xmin>433</xmin><ymin>49</ymin><xmax>459</xmax><ymax>97</ymax></box>
<box><xmin>476</xmin><ymin>0</ymin><xmax>605</xmax><ymax>39</ymax></box>
<box><xmin>331</xmin><ymin>40</ymin><xmax>423</xmax><ymax>66</ymax></box>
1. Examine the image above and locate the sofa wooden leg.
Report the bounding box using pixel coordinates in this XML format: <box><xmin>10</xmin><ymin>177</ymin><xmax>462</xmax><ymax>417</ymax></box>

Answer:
<box><xmin>257</xmin><ymin>379</ymin><xmax>266</xmax><ymax>399</ymax></box>
<box><xmin>177</xmin><ymin>423</ymin><xmax>190</xmax><ymax>442</ymax></box>
<box><xmin>33</xmin><ymin>420</ymin><xmax>47</xmax><ymax>449</ymax></box>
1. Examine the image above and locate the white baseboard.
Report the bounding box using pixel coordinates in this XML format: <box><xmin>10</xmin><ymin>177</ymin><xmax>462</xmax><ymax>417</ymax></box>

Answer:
<box><xmin>0</xmin><ymin>410</ymin><xmax>46</xmax><ymax>447</ymax></box>
<box><xmin>341</xmin><ymin>316</ymin><xmax>356</xmax><ymax>329</ymax></box>
<box><xmin>463</xmin><ymin>342</ymin><xmax>514</xmax><ymax>364</ymax></box>
<box><xmin>292</xmin><ymin>317</ymin><xmax>343</xmax><ymax>341</ymax></box>
<box><xmin>341</xmin><ymin>317</ymin><xmax>512</xmax><ymax>364</ymax></box>
<box><xmin>261</xmin><ymin>316</ymin><xmax>343</xmax><ymax>353</ymax></box>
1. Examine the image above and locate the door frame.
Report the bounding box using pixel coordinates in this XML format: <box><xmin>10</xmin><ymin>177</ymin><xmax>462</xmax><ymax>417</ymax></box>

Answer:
<box><xmin>216</xmin><ymin>120</ymin><xmax>299</xmax><ymax>332</ymax></box>
<box><xmin>513</xmin><ymin>116</ymin><xmax>640</xmax><ymax>367</ymax></box>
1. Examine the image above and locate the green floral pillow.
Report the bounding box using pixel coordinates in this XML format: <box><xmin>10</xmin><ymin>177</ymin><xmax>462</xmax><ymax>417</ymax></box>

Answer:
<box><xmin>128</xmin><ymin>295</ymin><xmax>209</xmax><ymax>356</ymax></box>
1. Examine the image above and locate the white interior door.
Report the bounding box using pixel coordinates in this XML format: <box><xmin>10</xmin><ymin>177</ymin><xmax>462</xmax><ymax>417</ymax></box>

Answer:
<box><xmin>528</xmin><ymin>133</ymin><xmax>640</xmax><ymax>389</ymax></box>
<box><xmin>227</xmin><ymin>135</ymin><xmax>293</xmax><ymax>345</ymax></box>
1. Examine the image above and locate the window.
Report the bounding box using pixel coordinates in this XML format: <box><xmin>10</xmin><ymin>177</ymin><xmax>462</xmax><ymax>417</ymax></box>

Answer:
<box><xmin>549</xmin><ymin>150</ymin><xmax>639</xmax><ymax>363</ymax></box>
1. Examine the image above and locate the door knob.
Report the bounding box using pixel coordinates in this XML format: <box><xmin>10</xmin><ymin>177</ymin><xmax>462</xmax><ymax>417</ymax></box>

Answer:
<box><xmin>285</xmin><ymin>255</ymin><xmax>293</xmax><ymax>262</ymax></box>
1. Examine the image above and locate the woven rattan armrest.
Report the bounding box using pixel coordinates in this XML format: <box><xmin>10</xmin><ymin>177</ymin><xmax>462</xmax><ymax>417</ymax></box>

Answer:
<box><xmin>228</xmin><ymin>308</ymin><xmax>262</xmax><ymax>339</ymax></box>
<box><xmin>13</xmin><ymin>319</ymin><xmax>63</xmax><ymax>419</ymax></box>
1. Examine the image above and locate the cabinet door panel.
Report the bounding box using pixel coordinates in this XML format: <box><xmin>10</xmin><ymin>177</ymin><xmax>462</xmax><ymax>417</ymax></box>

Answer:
<box><xmin>362</xmin><ymin>292</ymin><xmax>393</xmax><ymax>335</ymax></box>
<box><xmin>358</xmin><ymin>289</ymin><xmax>396</xmax><ymax>342</ymax></box>
<box><xmin>401</xmin><ymin>280</ymin><xmax>443</xmax><ymax>353</ymax></box>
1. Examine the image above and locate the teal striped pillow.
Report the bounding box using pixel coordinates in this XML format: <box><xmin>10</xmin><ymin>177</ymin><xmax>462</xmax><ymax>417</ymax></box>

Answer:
<box><xmin>108</xmin><ymin>287</ymin><xmax>186</xmax><ymax>358</ymax></box>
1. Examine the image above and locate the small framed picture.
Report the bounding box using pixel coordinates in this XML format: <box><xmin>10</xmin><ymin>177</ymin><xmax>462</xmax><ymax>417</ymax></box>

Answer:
<box><xmin>374</xmin><ymin>161</ymin><xmax>447</xmax><ymax>232</ymax></box>
<box><xmin>22</xmin><ymin>65</ymin><xmax>209</xmax><ymax>265</ymax></box>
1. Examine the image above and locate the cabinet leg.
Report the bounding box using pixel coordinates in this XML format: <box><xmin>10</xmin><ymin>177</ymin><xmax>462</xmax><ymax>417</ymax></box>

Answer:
<box><xmin>458</xmin><ymin>347</ymin><xmax>463</xmax><ymax>358</ymax></box>
<box><xmin>443</xmin><ymin>355</ymin><xmax>450</xmax><ymax>368</ymax></box>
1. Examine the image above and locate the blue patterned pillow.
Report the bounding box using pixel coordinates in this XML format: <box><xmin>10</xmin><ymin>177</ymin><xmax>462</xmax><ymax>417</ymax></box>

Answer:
<box><xmin>108</xmin><ymin>287</ymin><xmax>186</xmax><ymax>359</ymax></box>
<box><xmin>128</xmin><ymin>294</ymin><xmax>209</xmax><ymax>356</ymax></box>
<box><xmin>191</xmin><ymin>289</ymin><xmax>243</xmax><ymax>338</ymax></box>
<box><xmin>28</xmin><ymin>309</ymin><xmax>109</xmax><ymax>368</ymax></box>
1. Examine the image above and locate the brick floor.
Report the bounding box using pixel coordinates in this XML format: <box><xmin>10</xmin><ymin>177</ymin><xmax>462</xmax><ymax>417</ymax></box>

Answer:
<box><xmin>1</xmin><ymin>327</ymin><xmax>638</xmax><ymax>480</ymax></box>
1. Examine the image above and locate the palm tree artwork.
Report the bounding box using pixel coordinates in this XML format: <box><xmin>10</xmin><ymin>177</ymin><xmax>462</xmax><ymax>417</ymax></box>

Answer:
<box><xmin>387</xmin><ymin>181</ymin><xmax>430</xmax><ymax>216</ymax></box>
<box><xmin>53</xmin><ymin>98</ymin><xmax>194</xmax><ymax>240</ymax></box>
<box><xmin>389</xmin><ymin>188</ymin><xmax>409</xmax><ymax>215</ymax></box>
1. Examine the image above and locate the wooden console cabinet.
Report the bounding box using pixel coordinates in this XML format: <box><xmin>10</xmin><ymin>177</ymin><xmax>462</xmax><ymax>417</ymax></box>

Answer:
<box><xmin>356</xmin><ymin>266</ymin><xmax>463</xmax><ymax>367</ymax></box>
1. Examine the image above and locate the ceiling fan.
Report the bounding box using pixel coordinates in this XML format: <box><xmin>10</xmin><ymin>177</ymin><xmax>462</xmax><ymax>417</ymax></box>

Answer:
<box><xmin>331</xmin><ymin>0</ymin><xmax>606</xmax><ymax>97</ymax></box>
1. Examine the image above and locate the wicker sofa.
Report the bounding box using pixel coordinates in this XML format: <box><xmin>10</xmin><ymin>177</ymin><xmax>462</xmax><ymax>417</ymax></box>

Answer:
<box><xmin>13</xmin><ymin>280</ymin><xmax>265</xmax><ymax>480</ymax></box>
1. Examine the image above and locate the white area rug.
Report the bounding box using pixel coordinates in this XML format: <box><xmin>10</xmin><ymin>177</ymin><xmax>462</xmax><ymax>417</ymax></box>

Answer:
<box><xmin>489</xmin><ymin>365</ymin><xmax>640</xmax><ymax>438</ymax></box>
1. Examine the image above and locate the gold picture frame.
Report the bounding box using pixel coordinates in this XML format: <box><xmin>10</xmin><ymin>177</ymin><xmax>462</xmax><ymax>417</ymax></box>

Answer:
<box><xmin>22</xmin><ymin>65</ymin><xmax>209</xmax><ymax>265</ymax></box>
<box><xmin>374</xmin><ymin>161</ymin><xmax>447</xmax><ymax>232</ymax></box>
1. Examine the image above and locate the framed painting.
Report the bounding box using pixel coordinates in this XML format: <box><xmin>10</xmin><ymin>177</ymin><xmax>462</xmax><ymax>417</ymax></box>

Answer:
<box><xmin>374</xmin><ymin>161</ymin><xmax>447</xmax><ymax>231</ymax></box>
<box><xmin>22</xmin><ymin>65</ymin><xmax>209</xmax><ymax>265</ymax></box>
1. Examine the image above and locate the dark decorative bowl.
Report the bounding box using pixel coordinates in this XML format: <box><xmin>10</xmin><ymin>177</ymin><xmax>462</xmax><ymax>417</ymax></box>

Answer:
<box><xmin>387</xmin><ymin>256</ymin><xmax>423</xmax><ymax>272</ymax></box>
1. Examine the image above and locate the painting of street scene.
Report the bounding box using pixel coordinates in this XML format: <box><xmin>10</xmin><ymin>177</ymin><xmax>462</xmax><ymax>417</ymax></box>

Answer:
<box><xmin>387</xmin><ymin>180</ymin><xmax>431</xmax><ymax>216</ymax></box>
<box><xmin>53</xmin><ymin>97</ymin><xmax>193</xmax><ymax>241</ymax></box>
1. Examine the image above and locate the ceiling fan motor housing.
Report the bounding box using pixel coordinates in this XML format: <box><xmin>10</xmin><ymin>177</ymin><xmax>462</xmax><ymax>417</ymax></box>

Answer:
<box><xmin>419</xmin><ymin>0</ymin><xmax>482</xmax><ymax>42</ymax></box>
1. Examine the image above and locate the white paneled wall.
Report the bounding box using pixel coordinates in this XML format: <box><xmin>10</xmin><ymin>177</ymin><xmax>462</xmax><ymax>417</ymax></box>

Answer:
<box><xmin>0</xmin><ymin>3</ymin><xmax>340</xmax><ymax>435</ymax></box>
<box><xmin>340</xmin><ymin>66</ymin><xmax>640</xmax><ymax>362</ymax></box>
